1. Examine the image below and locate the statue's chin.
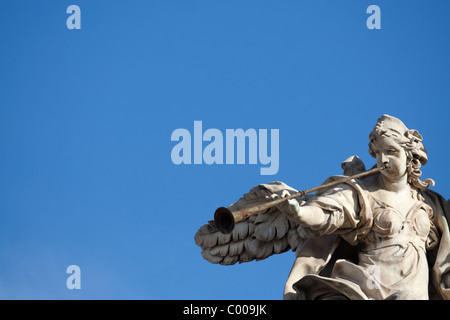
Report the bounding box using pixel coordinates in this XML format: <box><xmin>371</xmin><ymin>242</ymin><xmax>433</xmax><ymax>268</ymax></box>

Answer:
<box><xmin>380</xmin><ymin>170</ymin><xmax>406</xmax><ymax>183</ymax></box>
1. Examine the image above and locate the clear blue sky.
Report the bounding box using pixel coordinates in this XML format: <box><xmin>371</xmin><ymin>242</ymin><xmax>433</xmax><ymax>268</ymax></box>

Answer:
<box><xmin>0</xmin><ymin>1</ymin><xmax>449</xmax><ymax>299</ymax></box>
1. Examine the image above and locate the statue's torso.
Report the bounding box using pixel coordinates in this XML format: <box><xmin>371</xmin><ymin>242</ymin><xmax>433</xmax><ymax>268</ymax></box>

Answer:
<box><xmin>334</xmin><ymin>191</ymin><xmax>433</xmax><ymax>299</ymax></box>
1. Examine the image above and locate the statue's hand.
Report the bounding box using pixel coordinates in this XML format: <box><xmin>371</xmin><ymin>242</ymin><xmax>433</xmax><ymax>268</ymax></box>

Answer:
<box><xmin>275</xmin><ymin>190</ymin><xmax>302</xmax><ymax>222</ymax></box>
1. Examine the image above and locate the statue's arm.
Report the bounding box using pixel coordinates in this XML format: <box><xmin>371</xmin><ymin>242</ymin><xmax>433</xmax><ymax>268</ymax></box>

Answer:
<box><xmin>277</xmin><ymin>183</ymin><xmax>360</xmax><ymax>237</ymax></box>
<box><xmin>278</xmin><ymin>199</ymin><xmax>328</xmax><ymax>227</ymax></box>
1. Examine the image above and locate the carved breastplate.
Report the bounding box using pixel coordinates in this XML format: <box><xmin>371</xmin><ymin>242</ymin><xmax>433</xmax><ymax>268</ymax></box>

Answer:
<box><xmin>363</xmin><ymin>197</ymin><xmax>431</xmax><ymax>250</ymax></box>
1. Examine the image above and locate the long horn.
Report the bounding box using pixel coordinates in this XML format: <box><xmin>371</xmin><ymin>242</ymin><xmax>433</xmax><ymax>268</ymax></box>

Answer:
<box><xmin>214</xmin><ymin>166</ymin><xmax>382</xmax><ymax>234</ymax></box>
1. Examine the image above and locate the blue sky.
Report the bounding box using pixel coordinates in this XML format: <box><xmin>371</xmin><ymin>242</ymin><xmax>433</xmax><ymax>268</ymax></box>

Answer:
<box><xmin>0</xmin><ymin>1</ymin><xmax>449</xmax><ymax>299</ymax></box>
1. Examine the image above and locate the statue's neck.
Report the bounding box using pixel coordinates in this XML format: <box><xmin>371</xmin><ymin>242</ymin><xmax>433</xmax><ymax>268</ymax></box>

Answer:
<box><xmin>379</xmin><ymin>174</ymin><xmax>409</xmax><ymax>193</ymax></box>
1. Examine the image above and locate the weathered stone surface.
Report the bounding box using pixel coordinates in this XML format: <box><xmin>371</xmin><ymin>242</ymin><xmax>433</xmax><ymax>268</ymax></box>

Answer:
<box><xmin>195</xmin><ymin>115</ymin><xmax>450</xmax><ymax>300</ymax></box>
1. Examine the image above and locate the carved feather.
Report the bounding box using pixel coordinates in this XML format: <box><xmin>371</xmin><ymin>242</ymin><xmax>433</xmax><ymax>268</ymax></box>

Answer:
<box><xmin>254</xmin><ymin>210</ymin><xmax>291</xmax><ymax>241</ymax></box>
<box><xmin>194</xmin><ymin>181</ymin><xmax>309</xmax><ymax>265</ymax></box>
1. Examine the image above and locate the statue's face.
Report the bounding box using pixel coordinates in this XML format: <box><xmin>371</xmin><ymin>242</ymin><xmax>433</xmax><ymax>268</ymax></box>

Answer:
<box><xmin>371</xmin><ymin>136</ymin><xmax>408</xmax><ymax>182</ymax></box>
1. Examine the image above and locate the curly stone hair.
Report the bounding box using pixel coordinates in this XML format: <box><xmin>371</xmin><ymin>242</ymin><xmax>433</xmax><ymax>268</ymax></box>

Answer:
<box><xmin>368</xmin><ymin>115</ymin><xmax>435</xmax><ymax>190</ymax></box>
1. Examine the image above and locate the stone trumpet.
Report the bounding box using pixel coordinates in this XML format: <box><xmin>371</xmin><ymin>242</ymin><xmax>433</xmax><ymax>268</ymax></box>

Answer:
<box><xmin>214</xmin><ymin>166</ymin><xmax>382</xmax><ymax>234</ymax></box>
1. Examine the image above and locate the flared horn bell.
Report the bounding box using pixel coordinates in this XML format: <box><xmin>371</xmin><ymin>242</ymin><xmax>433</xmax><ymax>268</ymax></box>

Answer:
<box><xmin>214</xmin><ymin>207</ymin><xmax>235</xmax><ymax>234</ymax></box>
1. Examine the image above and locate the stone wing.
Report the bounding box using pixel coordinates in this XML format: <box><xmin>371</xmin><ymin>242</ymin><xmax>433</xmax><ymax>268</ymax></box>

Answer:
<box><xmin>194</xmin><ymin>182</ymin><xmax>309</xmax><ymax>265</ymax></box>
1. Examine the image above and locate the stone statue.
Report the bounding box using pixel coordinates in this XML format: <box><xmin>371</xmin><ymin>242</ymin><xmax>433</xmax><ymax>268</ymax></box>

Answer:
<box><xmin>195</xmin><ymin>115</ymin><xmax>450</xmax><ymax>300</ymax></box>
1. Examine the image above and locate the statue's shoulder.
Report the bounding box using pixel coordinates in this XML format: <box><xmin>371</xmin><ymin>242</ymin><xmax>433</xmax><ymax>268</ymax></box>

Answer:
<box><xmin>356</xmin><ymin>174</ymin><xmax>380</xmax><ymax>191</ymax></box>
<box><xmin>339</xmin><ymin>155</ymin><xmax>383</xmax><ymax>195</ymax></box>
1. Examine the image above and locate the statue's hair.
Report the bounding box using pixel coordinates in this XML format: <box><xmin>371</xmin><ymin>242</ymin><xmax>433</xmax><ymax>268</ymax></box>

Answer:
<box><xmin>368</xmin><ymin>115</ymin><xmax>435</xmax><ymax>190</ymax></box>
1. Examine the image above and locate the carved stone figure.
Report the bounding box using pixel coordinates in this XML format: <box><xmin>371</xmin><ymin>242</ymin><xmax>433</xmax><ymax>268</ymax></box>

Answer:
<box><xmin>195</xmin><ymin>115</ymin><xmax>450</xmax><ymax>300</ymax></box>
